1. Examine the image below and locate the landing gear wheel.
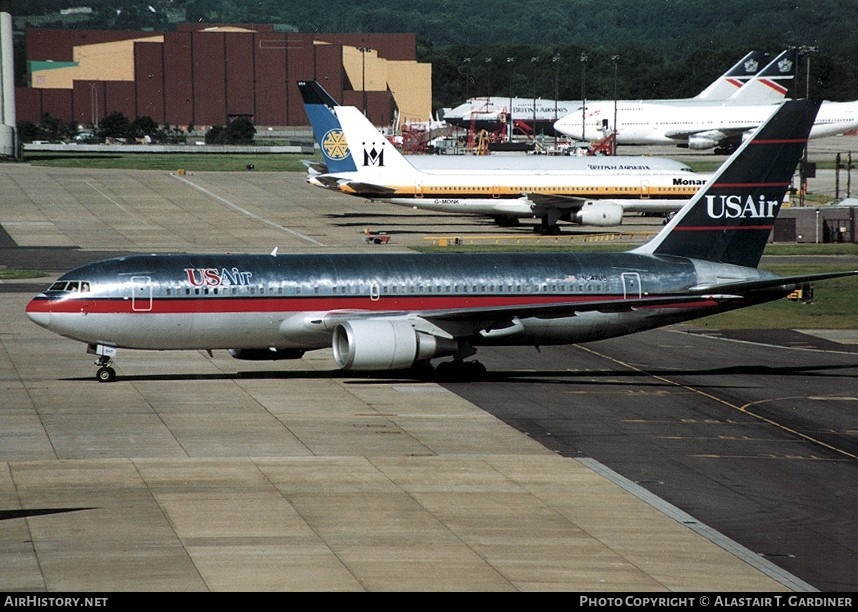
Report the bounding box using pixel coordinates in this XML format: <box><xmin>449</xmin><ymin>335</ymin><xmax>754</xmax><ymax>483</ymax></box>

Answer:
<box><xmin>465</xmin><ymin>360</ymin><xmax>487</xmax><ymax>378</ymax></box>
<box><xmin>534</xmin><ymin>224</ymin><xmax>561</xmax><ymax>235</ymax></box>
<box><xmin>96</xmin><ymin>366</ymin><xmax>116</xmax><ymax>383</ymax></box>
<box><xmin>494</xmin><ymin>216</ymin><xmax>520</xmax><ymax>228</ymax></box>
<box><xmin>435</xmin><ymin>360</ymin><xmax>487</xmax><ymax>381</ymax></box>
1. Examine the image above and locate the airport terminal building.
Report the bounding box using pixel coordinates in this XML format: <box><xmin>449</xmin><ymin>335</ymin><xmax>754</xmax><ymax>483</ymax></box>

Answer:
<box><xmin>17</xmin><ymin>24</ymin><xmax>432</xmax><ymax>130</ymax></box>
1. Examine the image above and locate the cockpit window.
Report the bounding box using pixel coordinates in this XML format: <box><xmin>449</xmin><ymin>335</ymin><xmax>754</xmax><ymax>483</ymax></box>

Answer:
<box><xmin>48</xmin><ymin>280</ymin><xmax>91</xmax><ymax>293</ymax></box>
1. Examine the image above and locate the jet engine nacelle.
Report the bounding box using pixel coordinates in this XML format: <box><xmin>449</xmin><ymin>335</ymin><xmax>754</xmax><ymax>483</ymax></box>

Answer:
<box><xmin>572</xmin><ymin>201</ymin><xmax>624</xmax><ymax>226</ymax></box>
<box><xmin>228</xmin><ymin>348</ymin><xmax>306</xmax><ymax>360</ymax></box>
<box><xmin>332</xmin><ymin>319</ymin><xmax>459</xmax><ymax>370</ymax></box>
<box><xmin>687</xmin><ymin>131</ymin><xmax>724</xmax><ymax>150</ymax></box>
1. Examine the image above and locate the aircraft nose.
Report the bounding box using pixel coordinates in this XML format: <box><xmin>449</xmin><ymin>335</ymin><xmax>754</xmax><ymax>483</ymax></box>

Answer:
<box><xmin>25</xmin><ymin>297</ymin><xmax>51</xmax><ymax>328</ymax></box>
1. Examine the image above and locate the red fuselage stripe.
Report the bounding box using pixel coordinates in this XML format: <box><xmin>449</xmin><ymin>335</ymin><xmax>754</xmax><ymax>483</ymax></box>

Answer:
<box><xmin>749</xmin><ymin>138</ymin><xmax>807</xmax><ymax>145</ymax></box>
<box><xmin>711</xmin><ymin>182</ymin><xmax>790</xmax><ymax>188</ymax></box>
<box><xmin>27</xmin><ymin>293</ymin><xmax>697</xmax><ymax>315</ymax></box>
<box><xmin>672</xmin><ymin>225</ymin><xmax>773</xmax><ymax>232</ymax></box>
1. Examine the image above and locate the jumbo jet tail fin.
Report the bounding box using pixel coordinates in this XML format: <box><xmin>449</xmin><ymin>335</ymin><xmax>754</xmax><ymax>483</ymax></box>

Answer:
<box><xmin>694</xmin><ymin>51</ymin><xmax>770</xmax><ymax>100</ymax></box>
<box><xmin>729</xmin><ymin>49</ymin><xmax>797</xmax><ymax>103</ymax></box>
<box><xmin>297</xmin><ymin>80</ymin><xmax>358</xmax><ymax>174</ymax></box>
<box><xmin>634</xmin><ymin>99</ymin><xmax>820</xmax><ymax>268</ymax></box>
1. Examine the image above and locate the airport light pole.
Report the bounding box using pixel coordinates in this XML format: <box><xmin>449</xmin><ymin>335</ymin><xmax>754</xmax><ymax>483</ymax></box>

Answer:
<box><xmin>484</xmin><ymin>57</ymin><xmax>492</xmax><ymax>95</ymax></box>
<box><xmin>359</xmin><ymin>46</ymin><xmax>369</xmax><ymax>116</ymax></box>
<box><xmin>90</xmin><ymin>82</ymin><xmax>98</xmax><ymax>127</ymax></box>
<box><xmin>507</xmin><ymin>57</ymin><xmax>515</xmax><ymax>141</ymax></box>
<box><xmin>460</xmin><ymin>57</ymin><xmax>472</xmax><ymax>100</ymax></box>
<box><xmin>799</xmin><ymin>45</ymin><xmax>818</xmax><ymax>100</ymax></box>
<box><xmin>612</xmin><ymin>54</ymin><xmax>619</xmax><ymax>156</ymax></box>
<box><xmin>531</xmin><ymin>56</ymin><xmax>539</xmax><ymax>136</ymax></box>
<box><xmin>552</xmin><ymin>54</ymin><xmax>560</xmax><ymax>149</ymax></box>
<box><xmin>579</xmin><ymin>53</ymin><xmax>588</xmax><ymax>143</ymax></box>
<box><xmin>797</xmin><ymin>45</ymin><xmax>818</xmax><ymax>208</ymax></box>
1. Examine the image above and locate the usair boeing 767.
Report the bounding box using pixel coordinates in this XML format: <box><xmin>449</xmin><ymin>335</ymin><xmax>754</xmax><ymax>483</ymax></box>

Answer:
<box><xmin>26</xmin><ymin>100</ymin><xmax>856</xmax><ymax>382</ymax></box>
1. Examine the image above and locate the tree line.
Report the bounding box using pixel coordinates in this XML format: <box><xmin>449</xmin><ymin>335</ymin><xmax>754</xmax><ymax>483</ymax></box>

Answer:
<box><xmin>13</xmin><ymin>0</ymin><xmax>858</xmax><ymax>112</ymax></box>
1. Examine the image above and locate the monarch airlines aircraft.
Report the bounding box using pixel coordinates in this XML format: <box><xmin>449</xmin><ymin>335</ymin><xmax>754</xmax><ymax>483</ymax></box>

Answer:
<box><xmin>26</xmin><ymin>100</ymin><xmax>857</xmax><ymax>382</ymax></box>
<box><xmin>299</xmin><ymin>81</ymin><xmax>710</xmax><ymax>233</ymax></box>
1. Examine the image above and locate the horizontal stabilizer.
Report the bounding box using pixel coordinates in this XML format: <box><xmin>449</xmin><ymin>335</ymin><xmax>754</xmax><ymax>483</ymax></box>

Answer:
<box><xmin>340</xmin><ymin>181</ymin><xmax>399</xmax><ymax>196</ymax></box>
<box><xmin>692</xmin><ymin>270</ymin><xmax>858</xmax><ymax>294</ymax></box>
<box><xmin>302</xmin><ymin>160</ymin><xmax>328</xmax><ymax>174</ymax></box>
<box><xmin>308</xmin><ymin>174</ymin><xmax>346</xmax><ymax>189</ymax></box>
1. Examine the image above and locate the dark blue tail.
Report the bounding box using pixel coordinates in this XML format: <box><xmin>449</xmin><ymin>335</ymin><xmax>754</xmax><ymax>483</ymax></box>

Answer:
<box><xmin>635</xmin><ymin>100</ymin><xmax>820</xmax><ymax>268</ymax></box>
<box><xmin>694</xmin><ymin>50</ymin><xmax>769</xmax><ymax>100</ymax></box>
<box><xmin>297</xmin><ymin>81</ymin><xmax>358</xmax><ymax>173</ymax></box>
<box><xmin>730</xmin><ymin>49</ymin><xmax>796</xmax><ymax>102</ymax></box>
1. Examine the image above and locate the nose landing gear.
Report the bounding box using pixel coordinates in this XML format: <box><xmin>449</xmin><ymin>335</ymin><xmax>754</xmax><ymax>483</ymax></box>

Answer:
<box><xmin>95</xmin><ymin>356</ymin><xmax>116</xmax><ymax>383</ymax></box>
<box><xmin>88</xmin><ymin>343</ymin><xmax>118</xmax><ymax>382</ymax></box>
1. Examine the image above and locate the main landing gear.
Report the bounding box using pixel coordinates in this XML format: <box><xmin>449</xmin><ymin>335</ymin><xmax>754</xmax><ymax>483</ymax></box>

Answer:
<box><xmin>433</xmin><ymin>359</ymin><xmax>488</xmax><ymax>381</ymax></box>
<box><xmin>88</xmin><ymin>343</ymin><xmax>118</xmax><ymax>382</ymax></box>
<box><xmin>534</xmin><ymin>209</ymin><xmax>563</xmax><ymax>235</ymax></box>
<box><xmin>533</xmin><ymin>223</ymin><xmax>562</xmax><ymax>235</ymax></box>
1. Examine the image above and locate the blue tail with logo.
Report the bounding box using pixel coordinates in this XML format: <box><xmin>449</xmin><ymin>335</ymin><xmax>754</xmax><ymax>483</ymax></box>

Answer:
<box><xmin>635</xmin><ymin>99</ymin><xmax>820</xmax><ymax>268</ymax></box>
<box><xmin>297</xmin><ymin>80</ymin><xmax>358</xmax><ymax>174</ymax></box>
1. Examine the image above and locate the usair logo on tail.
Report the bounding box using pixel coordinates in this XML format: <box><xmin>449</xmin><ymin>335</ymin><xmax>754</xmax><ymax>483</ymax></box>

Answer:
<box><xmin>322</xmin><ymin>129</ymin><xmax>350</xmax><ymax>160</ymax></box>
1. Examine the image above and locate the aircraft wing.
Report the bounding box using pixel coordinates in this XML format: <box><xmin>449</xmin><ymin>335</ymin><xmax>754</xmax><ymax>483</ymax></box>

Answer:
<box><xmin>526</xmin><ymin>193</ymin><xmax>589</xmax><ymax>210</ymax></box>
<box><xmin>322</xmin><ymin>269</ymin><xmax>858</xmax><ymax>339</ymax></box>
<box><xmin>421</xmin><ymin>293</ymin><xmax>736</xmax><ymax>322</ymax></box>
<box><xmin>662</xmin><ymin>127</ymin><xmax>755</xmax><ymax>143</ymax></box>
<box><xmin>322</xmin><ymin>294</ymin><xmax>742</xmax><ymax>340</ymax></box>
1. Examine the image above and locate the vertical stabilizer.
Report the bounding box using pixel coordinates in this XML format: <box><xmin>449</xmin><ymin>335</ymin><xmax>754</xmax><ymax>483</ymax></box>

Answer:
<box><xmin>634</xmin><ymin>100</ymin><xmax>820</xmax><ymax>267</ymax></box>
<box><xmin>297</xmin><ymin>80</ymin><xmax>358</xmax><ymax>174</ymax></box>
<box><xmin>694</xmin><ymin>51</ymin><xmax>770</xmax><ymax>100</ymax></box>
<box><xmin>729</xmin><ymin>49</ymin><xmax>797</xmax><ymax>103</ymax></box>
<box><xmin>333</xmin><ymin>105</ymin><xmax>422</xmax><ymax>180</ymax></box>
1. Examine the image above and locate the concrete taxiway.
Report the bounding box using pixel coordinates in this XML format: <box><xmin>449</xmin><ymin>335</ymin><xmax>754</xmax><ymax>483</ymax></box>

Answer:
<box><xmin>0</xmin><ymin>157</ymin><xmax>852</xmax><ymax>591</ymax></box>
